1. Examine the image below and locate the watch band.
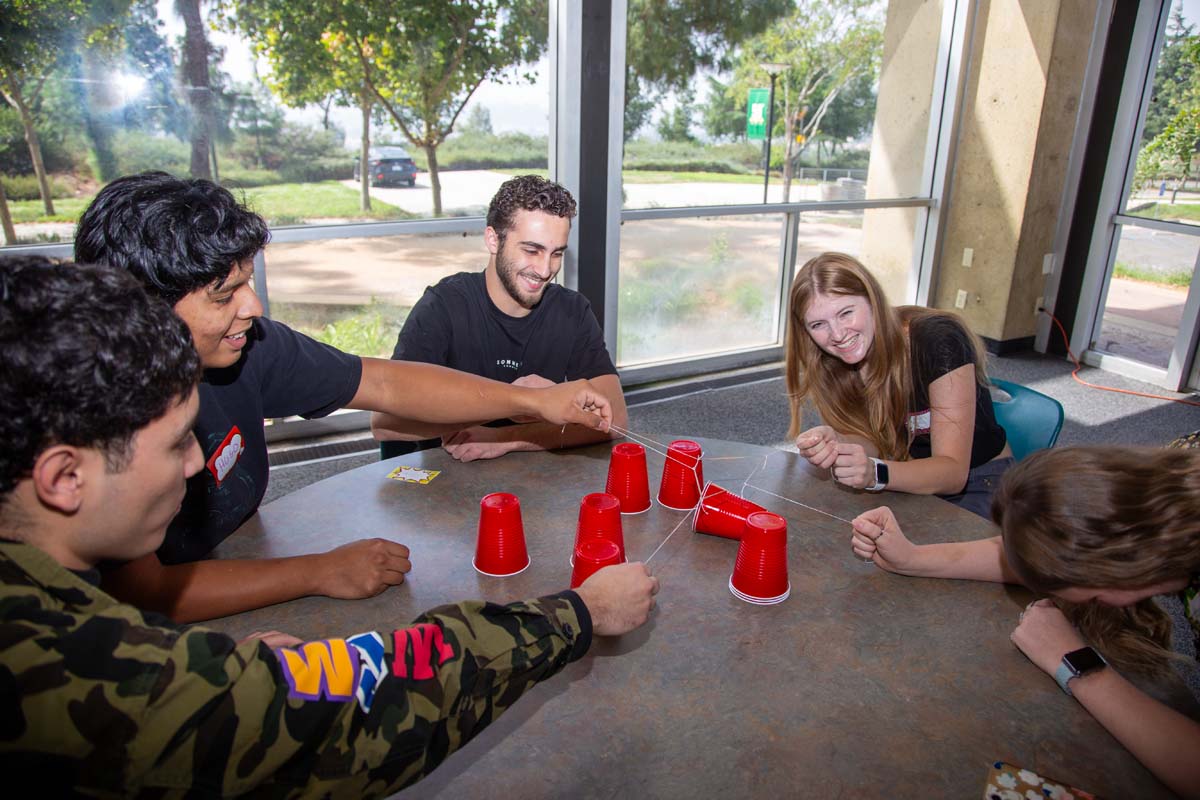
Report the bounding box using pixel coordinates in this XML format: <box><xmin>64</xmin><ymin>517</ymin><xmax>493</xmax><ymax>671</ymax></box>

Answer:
<box><xmin>1053</xmin><ymin>662</ymin><xmax>1077</xmax><ymax>695</ymax></box>
<box><xmin>865</xmin><ymin>457</ymin><xmax>886</xmax><ymax>492</ymax></box>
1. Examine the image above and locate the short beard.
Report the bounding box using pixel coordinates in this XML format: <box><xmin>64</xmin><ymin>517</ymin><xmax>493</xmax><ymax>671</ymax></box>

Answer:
<box><xmin>495</xmin><ymin>246</ymin><xmax>539</xmax><ymax>310</ymax></box>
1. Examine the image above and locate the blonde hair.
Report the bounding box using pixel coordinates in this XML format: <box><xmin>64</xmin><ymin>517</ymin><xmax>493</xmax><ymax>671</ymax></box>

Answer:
<box><xmin>995</xmin><ymin>446</ymin><xmax>1200</xmax><ymax>675</ymax></box>
<box><xmin>784</xmin><ymin>253</ymin><xmax>987</xmax><ymax>460</ymax></box>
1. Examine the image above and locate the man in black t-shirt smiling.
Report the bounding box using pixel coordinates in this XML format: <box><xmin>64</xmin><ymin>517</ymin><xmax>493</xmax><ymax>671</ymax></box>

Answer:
<box><xmin>373</xmin><ymin>175</ymin><xmax>627</xmax><ymax>462</ymax></box>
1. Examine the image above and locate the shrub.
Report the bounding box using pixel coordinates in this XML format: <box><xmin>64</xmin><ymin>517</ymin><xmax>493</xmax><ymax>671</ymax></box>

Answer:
<box><xmin>409</xmin><ymin>132</ymin><xmax>549</xmax><ymax>171</ymax></box>
<box><xmin>113</xmin><ymin>131</ymin><xmax>190</xmax><ymax>176</ymax></box>
<box><xmin>0</xmin><ymin>173</ymin><xmax>74</xmax><ymax>201</ymax></box>
<box><xmin>280</xmin><ymin>156</ymin><xmax>353</xmax><ymax>183</ymax></box>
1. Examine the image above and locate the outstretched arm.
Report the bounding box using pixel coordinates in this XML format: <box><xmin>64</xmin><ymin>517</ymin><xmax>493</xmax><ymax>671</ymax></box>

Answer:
<box><xmin>440</xmin><ymin>374</ymin><xmax>628</xmax><ymax>462</ymax></box>
<box><xmin>102</xmin><ymin>540</ymin><xmax>412</xmax><ymax>623</ymax></box>
<box><xmin>361</xmin><ymin>358</ymin><xmax>611</xmax><ymax>438</ymax></box>
<box><xmin>850</xmin><ymin>506</ymin><xmax>1019</xmax><ymax>582</ymax></box>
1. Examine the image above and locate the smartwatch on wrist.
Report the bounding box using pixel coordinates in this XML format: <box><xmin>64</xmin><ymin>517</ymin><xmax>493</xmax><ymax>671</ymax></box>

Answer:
<box><xmin>865</xmin><ymin>457</ymin><xmax>889</xmax><ymax>492</ymax></box>
<box><xmin>1054</xmin><ymin>646</ymin><xmax>1107</xmax><ymax>696</ymax></box>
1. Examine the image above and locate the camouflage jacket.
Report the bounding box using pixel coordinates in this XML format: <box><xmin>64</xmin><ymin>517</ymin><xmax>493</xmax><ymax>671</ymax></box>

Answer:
<box><xmin>0</xmin><ymin>541</ymin><xmax>591</xmax><ymax>797</ymax></box>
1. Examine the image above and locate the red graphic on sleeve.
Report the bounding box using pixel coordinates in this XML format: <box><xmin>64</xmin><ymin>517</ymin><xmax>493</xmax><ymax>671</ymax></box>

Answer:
<box><xmin>392</xmin><ymin>624</ymin><xmax>456</xmax><ymax>680</ymax></box>
<box><xmin>206</xmin><ymin>426</ymin><xmax>245</xmax><ymax>486</ymax></box>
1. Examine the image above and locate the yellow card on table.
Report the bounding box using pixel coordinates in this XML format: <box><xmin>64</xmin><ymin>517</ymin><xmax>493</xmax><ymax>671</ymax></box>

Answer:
<box><xmin>386</xmin><ymin>466</ymin><xmax>441</xmax><ymax>485</ymax></box>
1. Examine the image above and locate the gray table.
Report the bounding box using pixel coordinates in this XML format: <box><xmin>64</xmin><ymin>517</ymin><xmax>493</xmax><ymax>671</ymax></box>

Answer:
<box><xmin>212</xmin><ymin>436</ymin><xmax>1178</xmax><ymax>798</ymax></box>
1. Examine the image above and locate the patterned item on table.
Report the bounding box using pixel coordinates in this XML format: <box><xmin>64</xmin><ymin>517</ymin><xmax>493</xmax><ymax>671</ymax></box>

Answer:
<box><xmin>1167</xmin><ymin>429</ymin><xmax>1200</xmax><ymax>449</ymax></box>
<box><xmin>983</xmin><ymin>761</ymin><xmax>1101</xmax><ymax>800</ymax></box>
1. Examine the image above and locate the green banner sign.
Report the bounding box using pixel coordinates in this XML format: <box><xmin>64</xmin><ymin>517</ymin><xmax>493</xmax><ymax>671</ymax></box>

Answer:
<box><xmin>746</xmin><ymin>88</ymin><xmax>769</xmax><ymax>141</ymax></box>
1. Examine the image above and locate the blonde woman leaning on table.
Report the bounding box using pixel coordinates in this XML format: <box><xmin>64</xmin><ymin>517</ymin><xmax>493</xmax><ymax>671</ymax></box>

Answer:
<box><xmin>784</xmin><ymin>252</ymin><xmax>1013</xmax><ymax>517</ymax></box>
<box><xmin>851</xmin><ymin>446</ymin><xmax>1200</xmax><ymax>799</ymax></box>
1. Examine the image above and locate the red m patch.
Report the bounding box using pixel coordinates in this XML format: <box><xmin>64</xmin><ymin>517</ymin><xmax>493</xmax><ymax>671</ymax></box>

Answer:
<box><xmin>392</xmin><ymin>624</ymin><xmax>456</xmax><ymax>680</ymax></box>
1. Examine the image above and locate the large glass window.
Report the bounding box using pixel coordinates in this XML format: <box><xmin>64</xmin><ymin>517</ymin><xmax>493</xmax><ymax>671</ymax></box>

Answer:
<box><xmin>614</xmin><ymin>0</ymin><xmax>950</xmax><ymax>368</ymax></box>
<box><xmin>1</xmin><ymin>1</ymin><xmax>550</xmax><ymax>248</ymax></box>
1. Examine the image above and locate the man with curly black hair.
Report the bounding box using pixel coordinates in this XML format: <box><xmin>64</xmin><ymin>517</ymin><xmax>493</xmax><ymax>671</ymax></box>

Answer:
<box><xmin>0</xmin><ymin>255</ymin><xmax>659</xmax><ymax>796</ymax></box>
<box><xmin>74</xmin><ymin>172</ymin><xmax>616</xmax><ymax>623</ymax></box>
<box><xmin>374</xmin><ymin>174</ymin><xmax>626</xmax><ymax>461</ymax></box>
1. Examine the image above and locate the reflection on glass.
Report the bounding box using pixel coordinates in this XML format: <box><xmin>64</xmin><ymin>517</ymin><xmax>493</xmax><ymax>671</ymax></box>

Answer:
<box><xmin>620</xmin><ymin>0</ymin><xmax>942</xmax><ymax>209</ymax></box>
<box><xmin>0</xmin><ymin>1</ymin><xmax>548</xmax><ymax>248</ymax></box>
<box><xmin>263</xmin><ymin>232</ymin><xmax>484</xmax><ymax>358</ymax></box>
<box><xmin>1094</xmin><ymin>227</ymin><xmax>1195</xmax><ymax>369</ymax></box>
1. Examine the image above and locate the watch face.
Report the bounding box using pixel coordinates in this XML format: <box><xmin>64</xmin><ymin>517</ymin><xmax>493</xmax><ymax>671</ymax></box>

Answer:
<box><xmin>1064</xmin><ymin>646</ymin><xmax>1105</xmax><ymax>674</ymax></box>
<box><xmin>876</xmin><ymin>461</ymin><xmax>889</xmax><ymax>486</ymax></box>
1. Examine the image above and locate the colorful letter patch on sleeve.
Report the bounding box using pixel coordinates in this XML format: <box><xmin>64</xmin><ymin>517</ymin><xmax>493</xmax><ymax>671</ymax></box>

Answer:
<box><xmin>274</xmin><ymin>625</ymin><xmax>458</xmax><ymax>713</ymax></box>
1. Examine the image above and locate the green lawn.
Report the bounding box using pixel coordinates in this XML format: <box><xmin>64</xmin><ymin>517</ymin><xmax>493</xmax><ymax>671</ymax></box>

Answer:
<box><xmin>9</xmin><ymin>197</ymin><xmax>92</xmax><ymax>224</ymax></box>
<box><xmin>8</xmin><ymin>181</ymin><xmax>410</xmax><ymax>226</ymax></box>
<box><xmin>1128</xmin><ymin>202</ymin><xmax>1200</xmax><ymax>223</ymax></box>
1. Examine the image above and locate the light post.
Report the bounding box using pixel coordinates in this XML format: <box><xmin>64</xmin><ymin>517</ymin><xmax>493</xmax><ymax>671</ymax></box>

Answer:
<box><xmin>760</xmin><ymin>62</ymin><xmax>787</xmax><ymax>203</ymax></box>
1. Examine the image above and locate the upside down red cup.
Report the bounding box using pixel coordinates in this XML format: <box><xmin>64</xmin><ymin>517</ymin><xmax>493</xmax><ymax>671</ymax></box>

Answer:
<box><xmin>605</xmin><ymin>442</ymin><xmax>652</xmax><ymax>514</ymax></box>
<box><xmin>572</xmin><ymin>492</ymin><xmax>626</xmax><ymax>565</ymax></box>
<box><xmin>570</xmin><ymin>538</ymin><xmax>623</xmax><ymax>589</ymax></box>
<box><xmin>474</xmin><ymin>492</ymin><xmax>530</xmax><ymax>577</ymax></box>
<box><xmin>729</xmin><ymin>511</ymin><xmax>790</xmax><ymax>604</ymax></box>
<box><xmin>657</xmin><ymin>439</ymin><xmax>705</xmax><ymax>510</ymax></box>
<box><xmin>693</xmin><ymin>482</ymin><xmax>768</xmax><ymax>540</ymax></box>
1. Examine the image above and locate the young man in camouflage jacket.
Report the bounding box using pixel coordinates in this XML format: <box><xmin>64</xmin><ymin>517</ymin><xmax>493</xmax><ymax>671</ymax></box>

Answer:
<box><xmin>0</xmin><ymin>256</ymin><xmax>659</xmax><ymax>796</ymax></box>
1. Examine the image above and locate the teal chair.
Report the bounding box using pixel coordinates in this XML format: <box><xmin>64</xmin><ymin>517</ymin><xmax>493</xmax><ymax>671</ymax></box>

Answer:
<box><xmin>989</xmin><ymin>378</ymin><xmax>1065</xmax><ymax>461</ymax></box>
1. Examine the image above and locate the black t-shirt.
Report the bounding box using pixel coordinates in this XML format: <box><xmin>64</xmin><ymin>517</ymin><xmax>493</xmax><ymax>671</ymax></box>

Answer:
<box><xmin>905</xmin><ymin>315</ymin><xmax>1006</xmax><ymax>468</ymax></box>
<box><xmin>382</xmin><ymin>271</ymin><xmax>616</xmax><ymax>458</ymax></box>
<box><xmin>157</xmin><ymin>317</ymin><xmax>362</xmax><ymax>564</ymax></box>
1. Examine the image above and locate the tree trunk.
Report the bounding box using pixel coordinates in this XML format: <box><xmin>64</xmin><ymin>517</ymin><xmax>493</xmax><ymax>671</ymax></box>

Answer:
<box><xmin>6</xmin><ymin>84</ymin><xmax>55</xmax><ymax>216</ymax></box>
<box><xmin>178</xmin><ymin>0</ymin><xmax>213</xmax><ymax>180</ymax></box>
<box><xmin>0</xmin><ymin>181</ymin><xmax>17</xmax><ymax>245</ymax></box>
<box><xmin>782</xmin><ymin>105</ymin><xmax>795</xmax><ymax>203</ymax></box>
<box><xmin>81</xmin><ymin>46</ymin><xmax>120</xmax><ymax>182</ymax></box>
<box><xmin>359</xmin><ymin>89</ymin><xmax>372</xmax><ymax>212</ymax></box>
<box><xmin>425</xmin><ymin>143</ymin><xmax>442</xmax><ymax>216</ymax></box>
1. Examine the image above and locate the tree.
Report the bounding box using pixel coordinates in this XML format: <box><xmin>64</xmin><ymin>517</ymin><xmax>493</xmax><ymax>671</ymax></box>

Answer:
<box><xmin>624</xmin><ymin>0</ymin><xmax>791</xmax><ymax>141</ymax></box>
<box><xmin>657</xmin><ymin>87</ymin><xmax>697</xmax><ymax>142</ymax></box>
<box><xmin>727</xmin><ymin>0</ymin><xmax>883</xmax><ymax>200</ymax></box>
<box><xmin>700</xmin><ymin>76</ymin><xmax>747</xmax><ymax>142</ymax></box>
<box><xmin>0</xmin><ymin>0</ymin><xmax>89</xmax><ymax>214</ymax></box>
<box><xmin>223</xmin><ymin>0</ymin><xmax>378</xmax><ymax>210</ymax></box>
<box><xmin>176</xmin><ymin>0</ymin><xmax>215</xmax><ymax>179</ymax></box>
<box><xmin>1137</xmin><ymin>38</ymin><xmax>1200</xmax><ymax>202</ymax></box>
<box><xmin>1144</xmin><ymin>1</ymin><xmax>1195</xmax><ymax>144</ymax></box>
<box><xmin>461</xmin><ymin>103</ymin><xmax>493</xmax><ymax>135</ymax></box>
<box><xmin>122</xmin><ymin>0</ymin><xmax>188</xmax><ymax>139</ymax></box>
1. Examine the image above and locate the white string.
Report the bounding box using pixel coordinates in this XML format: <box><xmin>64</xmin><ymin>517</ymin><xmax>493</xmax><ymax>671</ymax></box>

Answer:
<box><xmin>742</xmin><ymin>483</ymin><xmax>854</xmax><ymax>525</ymax></box>
<box><xmin>643</xmin><ymin>506</ymin><xmax>697</xmax><ymax>564</ymax></box>
<box><xmin>608</xmin><ymin>424</ymin><xmax>855</xmax><ymax>562</ymax></box>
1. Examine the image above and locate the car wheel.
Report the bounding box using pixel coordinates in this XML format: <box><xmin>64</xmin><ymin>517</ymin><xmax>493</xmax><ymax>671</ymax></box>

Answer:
<box><xmin>407</xmin><ymin>178</ymin><xmax>416</xmax><ymax>187</ymax></box>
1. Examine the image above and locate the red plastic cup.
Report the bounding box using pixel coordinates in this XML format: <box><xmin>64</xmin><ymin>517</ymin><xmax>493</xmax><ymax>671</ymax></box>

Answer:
<box><xmin>570</xmin><ymin>538</ymin><xmax>622</xmax><ymax>589</ymax></box>
<box><xmin>605</xmin><ymin>443</ymin><xmax>652</xmax><ymax>514</ymax></box>
<box><xmin>729</xmin><ymin>511</ymin><xmax>789</xmax><ymax>604</ymax></box>
<box><xmin>657</xmin><ymin>439</ymin><xmax>704</xmax><ymax>510</ymax></box>
<box><xmin>572</xmin><ymin>492</ymin><xmax>626</xmax><ymax>565</ymax></box>
<box><xmin>473</xmin><ymin>492</ymin><xmax>530</xmax><ymax>577</ymax></box>
<box><xmin>692</xmin><ymin>482</ymin><xmax>768</xmax><ymax>540</ymax></box>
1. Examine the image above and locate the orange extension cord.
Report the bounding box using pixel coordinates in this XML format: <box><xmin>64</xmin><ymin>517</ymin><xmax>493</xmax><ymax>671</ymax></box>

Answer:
<box><xmin>1042</xmin><ymin>309</ymin><xmax>1200</xmax><ymax>408</ymax></box>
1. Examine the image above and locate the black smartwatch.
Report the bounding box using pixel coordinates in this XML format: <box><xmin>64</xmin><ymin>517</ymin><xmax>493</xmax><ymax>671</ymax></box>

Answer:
<box><xmin>866</xmin><ymin>457</ymin><xmax>889</xmax><ymax>492</ymax></box>
<box><xmin>1054</xmin><ymin>646</ymin><xmax>1107</xmax><ymax>695</ymax></box>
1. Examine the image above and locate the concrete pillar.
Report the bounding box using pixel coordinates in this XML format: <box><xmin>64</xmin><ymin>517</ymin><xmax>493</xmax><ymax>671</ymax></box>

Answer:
<box><xmin>864</xmin><ymin>0</ymin><xmax>1096</xmax><ymax>349</ymax></box>
<box><xmin>937</xmin><ymin>0</ymin><xmax>1094</xmax><ymax>348</ymax></box>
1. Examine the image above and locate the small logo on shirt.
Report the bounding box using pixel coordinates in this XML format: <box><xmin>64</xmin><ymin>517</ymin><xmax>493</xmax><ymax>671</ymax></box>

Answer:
<box><xmin>207</xmin><ymin>426</ymin><xmax>244</xmax><ymax>485</ymax></box>
<box><xmin>907</xmin><ymin>409</ymin><xmax>932</xmax><ymax>437</ymax></box>
<box><xmin>495</xmin><ymin>358</ymin><xmax>520</xmax><ymax>371</ymax></box>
